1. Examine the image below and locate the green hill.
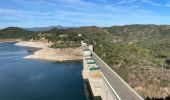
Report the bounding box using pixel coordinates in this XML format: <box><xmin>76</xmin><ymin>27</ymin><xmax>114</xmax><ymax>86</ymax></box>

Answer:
<box><xmin>0</xmin><ymin>27</ymin><xmax>37</xmax><ymax>40</ymax></box>
<box><xmin>40</xmin><ymin>26</ymin><xmax>111</xmax><ymax>48</ymax></box>
<box><xmin>102</xmin><ymin>25</ymin><xmax>170</xmax><ymax>98</ymax></box>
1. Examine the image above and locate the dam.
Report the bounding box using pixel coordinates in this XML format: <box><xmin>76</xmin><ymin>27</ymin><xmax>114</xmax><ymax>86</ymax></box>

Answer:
<box><xmin>81</xmin><ymin>42</ymin><xmax>144</xmax><ymax>100</ymax></box>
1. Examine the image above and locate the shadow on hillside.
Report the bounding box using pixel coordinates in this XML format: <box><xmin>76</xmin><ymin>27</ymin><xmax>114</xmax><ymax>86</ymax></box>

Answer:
<box><xmin>146</xmin><ymin>96</ymin><xmax>170</xmax><ymax>100</ymax></box>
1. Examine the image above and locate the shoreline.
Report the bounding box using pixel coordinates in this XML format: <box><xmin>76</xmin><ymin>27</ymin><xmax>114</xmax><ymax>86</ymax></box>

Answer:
<box><xmin>0</xmin><ymin>39</ymin><xmax>21</xmax><ymax>43</ymax></box>
<box><xmin>24</xmin><ymin>48</ymin><xmax>83</xmax><ymax>62</ymax></box>
<box><xmin>15</xmin><ymin>41</ymin><xmax>83</xmax><ymax>62</ymax></box>
<box><xmin>15</xmin><ymin>41</ymin><xmax>53</xmax><ymax>48</ymax></box>
<box><xmin>26</xmin><ymin>57</ymin><xmax>83</xmax><ymax>63</ymax></box>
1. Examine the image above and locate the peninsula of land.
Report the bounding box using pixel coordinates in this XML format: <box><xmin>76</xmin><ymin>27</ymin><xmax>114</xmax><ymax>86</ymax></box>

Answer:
<box><xmin>15</xmin><ymin>41</ymin><xmax>83</xmax><ymax>62</ymax></box>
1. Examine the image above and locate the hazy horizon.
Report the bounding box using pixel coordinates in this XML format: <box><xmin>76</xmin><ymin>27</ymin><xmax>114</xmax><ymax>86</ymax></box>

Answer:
<box><xmin>2</xmin><ymin>23</ymin><xmax>170</xmax><ymax>30</ymax></box>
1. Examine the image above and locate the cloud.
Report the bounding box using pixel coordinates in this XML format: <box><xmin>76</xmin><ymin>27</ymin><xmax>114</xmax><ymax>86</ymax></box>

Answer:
<box><xmin>113</xmin><ymin>0</ymin><xmax>138</xmax><ymax>5</ymax></box>
<box><xmin>0</xmin><ymin>8</ymin><xmax>25</xmax><ymax>16</ymax></box>
<box><xmin>10</xmin><ymin>0</ymin><xmax>55</xmax><ymax>8</ymax></box>
<box><xmin>141</xmin><ymin>0</ymin><xmax>162</xmax><ymax>6</ymax></box>
<box><xmin>0</xmin><ymin>0</ymin><xmax>170</xmax><ymax>28</ymax></box>
<box><xmin>165</xmin><ymin>3</ymin><xmax>170</xmax><ymax>7</ymax></box>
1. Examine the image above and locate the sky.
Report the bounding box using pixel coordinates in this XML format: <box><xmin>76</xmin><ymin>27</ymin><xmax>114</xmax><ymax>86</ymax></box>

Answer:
<box><xmin>1</xmin><ymin>0</ymin><xmax>170</xmax><ymax>28</ymax></box>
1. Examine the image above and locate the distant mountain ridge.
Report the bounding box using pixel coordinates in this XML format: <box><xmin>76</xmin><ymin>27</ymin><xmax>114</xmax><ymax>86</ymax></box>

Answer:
<box><xmin>24</xmin><ymin>26</ymin><xmax>76</xmax><ymax>31</ymax></box>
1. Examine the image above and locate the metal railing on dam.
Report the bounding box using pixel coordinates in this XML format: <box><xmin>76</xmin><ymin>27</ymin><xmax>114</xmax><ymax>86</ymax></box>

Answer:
<box><xmin>82</xmin><ymin>43</ymin><xmax>144</xmax><ymax>100</ymax></box>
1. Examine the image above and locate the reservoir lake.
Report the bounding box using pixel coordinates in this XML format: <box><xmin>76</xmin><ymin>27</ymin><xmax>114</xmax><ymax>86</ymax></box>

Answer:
<box><xmin>0</xmin><ymin>42</ymin><xmax>86</xmax><ymax>100</ymax></box>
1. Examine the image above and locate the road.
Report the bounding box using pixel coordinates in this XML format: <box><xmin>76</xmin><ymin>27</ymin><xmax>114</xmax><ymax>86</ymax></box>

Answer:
<box><xmin>83</xmin><ymin>45</ymin><xmax>143</xmax><ymax>100</ymax></box>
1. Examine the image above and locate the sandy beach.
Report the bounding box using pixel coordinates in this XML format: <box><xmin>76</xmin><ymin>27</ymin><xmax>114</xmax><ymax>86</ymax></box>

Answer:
<box><xmin>15</xmin><ymin>41</ymin><xmax>83</xmax><ymax>62</ymax></box>
<box><xmin>0</xmin><ymin>39</ymin><xmax>21</xmax><ymax>43</ymax></box>
<box><xmin>15</xmin><ymin>41</ymin><xmax>53</xmax><ymax>48</ymax></box>
<box><xmin>25</xmin><ymin>48</ymin><xmax>83</xmax><ymax>61</ymax></box>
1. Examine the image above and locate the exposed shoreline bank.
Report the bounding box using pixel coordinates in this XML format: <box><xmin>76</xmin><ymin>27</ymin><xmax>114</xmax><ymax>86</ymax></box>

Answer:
<box><xmin>15</xmin><ymin>41</ymin><xmax>53</xmax><ymax>48</ymax></box>
<box><xmin>15</xmin><ymin>41</ymin><xmax>83</xmax><ymax>62</ymax></box>
<box><xmin>0</xmin><ymin>39</ymin><xmax>21</xmax><ymax>43</ymax></box>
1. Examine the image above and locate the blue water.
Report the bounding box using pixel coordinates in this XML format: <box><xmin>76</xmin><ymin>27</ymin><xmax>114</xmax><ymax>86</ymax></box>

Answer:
<box><xmin>0</xmin><ymin>42</ymin><xmax>86</xmax><ymax>100</ymax></box>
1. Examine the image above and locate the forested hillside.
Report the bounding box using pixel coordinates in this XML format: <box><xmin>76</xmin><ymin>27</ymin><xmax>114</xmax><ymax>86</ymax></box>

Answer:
<box><xmin>102</xmin><ymin>25</ymin><xmax>170</xmax><ymax>99</ymax></box>
<box><xmin>0</xmin><ymin>27</ymin><xmax>37</xmax><ymax>40</ymax></box>
<box><xmin>40</xmin><ymin>26</ymin><xmax>111</xmax><ymax>48</ymax></box>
